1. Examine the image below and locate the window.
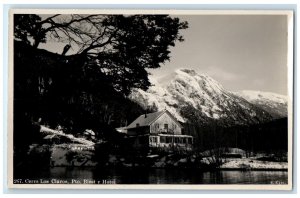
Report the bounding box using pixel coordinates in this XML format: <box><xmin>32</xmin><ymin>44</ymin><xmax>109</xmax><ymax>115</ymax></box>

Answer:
<box><xmin>136</xmin><ymin>123</ymin><xmax>140</xmax><ymax>127</ymax></box>
<box><xmin>164</xmin><ymin>124</ymin><xmax>168</xmax><ymax>131</ymax></box>
<box><xmin>166</xmin><ymin>137</ymin><xmax>173</xmax><ymax>143</ymax></box>
<box><xmin>153</xmin><ymin>123</ymin><xmax>159</xmax><ymax>133</ymax></box>
<box><xmin>149</xmin><ymin>136</ymin><xmax>157</xmax><ymax>143</ymax></box>
<box><xmin>153</xmin><ymin>137</ymin><xmax>157</xmax><ymax>143</ymax></box>
<box><xmin>179</xmin><ymin>138</ymin><xmax>183</xmax><ymax>144</ymax></box>
<box><xmin>155</xmin><ymin>123</ymin><xmax>159</xmax><ymax>129</ymax></box>
<box><xmin>160</xmin><ymin>136</ymin><xmax>166</xmax><ymax>143</ymax></box>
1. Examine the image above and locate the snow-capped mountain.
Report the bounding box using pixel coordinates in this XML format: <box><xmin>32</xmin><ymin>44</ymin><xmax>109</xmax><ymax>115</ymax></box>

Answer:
<box><xmin>129</xmin><ymin>69</ymin><xmax>286</xmax><ymax>127</ymax></box>
<box><xmin>235</xmin><ymin>90</ymin><xmax>288</xmax><ymax>119</ymax></box>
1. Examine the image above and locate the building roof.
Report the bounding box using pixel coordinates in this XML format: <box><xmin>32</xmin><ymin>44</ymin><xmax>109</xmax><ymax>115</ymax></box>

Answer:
<box><xmin>127</xmin><ymin>111</ymin><xmax>164</xmax><ymax>129</ymax></box>
<box><xmin>126</xmin><ymin>110</ymin><xmax>183</xmax><ymax>129</ymax></box>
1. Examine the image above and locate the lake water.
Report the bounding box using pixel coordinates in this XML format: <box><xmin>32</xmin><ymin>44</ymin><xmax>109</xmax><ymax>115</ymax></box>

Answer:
<box><xmin>14</xmin><ymin>167</ymin><xmax>288</xmax><ymax>185</ymax></box>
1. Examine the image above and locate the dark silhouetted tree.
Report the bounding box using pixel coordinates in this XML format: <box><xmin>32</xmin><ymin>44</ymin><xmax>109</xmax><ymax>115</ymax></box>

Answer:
<box><xmin>14</xmin><ymin>14</ymin><xmax>188</xmax><ymax>95</ymax></box>
<box><xmin>13</xmin><ymin>14</ymin><xmax>188</xmax><ymax>139</ymax></box>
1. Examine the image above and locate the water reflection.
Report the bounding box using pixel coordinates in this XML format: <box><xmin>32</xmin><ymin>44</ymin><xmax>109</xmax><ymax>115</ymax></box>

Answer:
<box><xmin>17</xmin><ymin>167</ymin><xmax>288</xmax><ymax>185</ymax></box>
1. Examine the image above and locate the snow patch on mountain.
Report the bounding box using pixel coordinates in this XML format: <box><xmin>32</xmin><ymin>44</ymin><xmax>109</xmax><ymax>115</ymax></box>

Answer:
<box><xmin>236</xmin><ymin>90</ymin><xmax>288</xmax><ymax>118</ymax></box>
<box><xmin>130</xmin><ymin>69</ymin><xmax>274</xmax><ymax>126</ymax></box>
<box><xmin>236</xmin><ymin>90</ymin><xmax>287</xmax><ymax>104</ymax></box>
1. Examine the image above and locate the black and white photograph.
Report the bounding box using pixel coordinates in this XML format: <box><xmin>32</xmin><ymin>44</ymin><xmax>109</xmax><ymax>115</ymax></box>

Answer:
<box><xmin>8</xmin><ymin>9</ymin><xmax>293</xmax><ymax>190</ymax></box>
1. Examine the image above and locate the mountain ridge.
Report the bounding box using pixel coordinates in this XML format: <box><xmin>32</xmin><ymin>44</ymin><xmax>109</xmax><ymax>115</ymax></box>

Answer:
<box><xmin>235</xmin><ymin>90</ymin><xmax>288</xmax><ymax>119</ymax></box>
<box><xmin>130</xmin><ymin>69</ymin><xmax>287</xmax><ymax>127</ymax></box>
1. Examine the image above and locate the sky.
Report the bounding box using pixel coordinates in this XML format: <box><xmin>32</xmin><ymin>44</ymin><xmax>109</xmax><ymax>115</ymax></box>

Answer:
<box><xmin>149</xmin><ymin>15</ymin><xmax>289</xmax><ymax>95</ymax></box>
<box><xmin>39</xmin><ymin>14</ymin><xmax>289</xmax><ymax>95</ymax></box>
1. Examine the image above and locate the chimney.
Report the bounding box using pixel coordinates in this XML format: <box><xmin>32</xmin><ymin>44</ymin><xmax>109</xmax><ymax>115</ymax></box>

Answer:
<box><xmin>62</xmin><ymin>44</ymin><xmax>71</xmax><ymax>56</ymax></box>
<box><xmin>144</xmin><ymin>113</ymin><xmax>147</xmax><ymax>118</ymax></box>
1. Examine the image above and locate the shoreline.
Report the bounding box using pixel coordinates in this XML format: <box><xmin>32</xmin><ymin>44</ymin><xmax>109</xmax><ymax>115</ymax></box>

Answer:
<box><xmin>218</xmin><ymin>168</ymin><xmax>288</xmax><ymax>171</ymax></box>
<box><xmin>26</xmin><ymin>143</ymin><xmax>288</xmax><ymax>171</ymax></box>
<box><xmin>46</xmin><ymin>165</ymin><xmax>288</xmax><ymax>171</ymax></box>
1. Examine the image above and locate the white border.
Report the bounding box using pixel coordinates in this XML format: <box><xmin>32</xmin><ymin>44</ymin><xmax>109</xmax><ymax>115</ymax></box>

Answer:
<box><xmin>7</xmin><ymin>9</ymin><xmax>294</xmax><ymax>190</ymax></box>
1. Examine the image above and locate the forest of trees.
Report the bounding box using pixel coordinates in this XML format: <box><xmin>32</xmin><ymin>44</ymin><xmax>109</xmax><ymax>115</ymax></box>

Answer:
<box><xmin>183</xmin><ymin>117</ymin><xmax>288</xmax><ymax>154</ymax></box>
